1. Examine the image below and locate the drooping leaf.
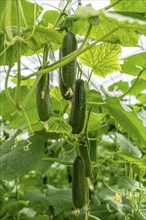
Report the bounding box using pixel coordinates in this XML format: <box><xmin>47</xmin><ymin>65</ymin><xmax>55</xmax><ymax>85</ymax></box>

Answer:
<box><xmin>23</xmin><ymin>25</ymin><xmax>63</xmax><ymax>51</ymax></box>
<box><xmin>79</xmin><ymin>42</ymin><xmax>121</xmax><ymax>77</ymax></box>
<box><xmin>118</xmin><ymin>176</ymin><xmax>144</xmax><ymax>190</ymax></box>
<box><xmin>108</xmin><ymin>81</ymin><xmax>129</xmax><ymax>93</ymax></box>
<box><xmin>105</xmin><ymin>95</ymin><xmax>146</xmax><ymax>146</ymax></box>
<box><xmin>75</xmin><ymin>4</ymin><xmax>98</xmax><ymax>19</ymax></box>
<box><xmin>121</xmin><ymin>52</ymin><xmax>146</xmax><ymax>77</ymax></box>
<box><xmin>115</xmin><ymin>133</ymin><xmax>142</xmax><ymax>158</ymax></box>
<box><xmin>0</xmin><ymin>134</ymin><xmax>45</xmax><ymax>180</ymax></box>
<box><xmin>110</xmin><ymin>0</ymin><xmax>146</xmax><ymax>13</ymax></box>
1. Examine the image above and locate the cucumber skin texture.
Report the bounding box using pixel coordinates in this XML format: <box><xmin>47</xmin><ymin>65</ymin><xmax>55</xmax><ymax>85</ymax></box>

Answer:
<box><xmin>59</xmin><ymin>50</ymin><xmax>73</xmax><ymax>100</ymax></box>
<box><xmin>72</xmin><ymin>156</ymin><xmax>85</xmax><ymax>209</ymax></box>
<box><xmin>61</xmin><ymin>32</ymin><xmax>77</xmax><ymax>88</ymax></box>
<box><xmin>36</xmin><ymin>73</ymin><xmax>51</xmax><ymax>121</ymax></box>
<box><xmin>59</xmin><ymin>73</ymin><xmax>73</xmax><ymax>100</ymax></box>
<box><xmin>79</xmin><ymin>140</ymin><xmax>91</xmax><ymax>177</ymax></box>
<box><xmin>69</xmin><ymin>79</ymin><xmax>86</xmax><ymax>134</ymax></box>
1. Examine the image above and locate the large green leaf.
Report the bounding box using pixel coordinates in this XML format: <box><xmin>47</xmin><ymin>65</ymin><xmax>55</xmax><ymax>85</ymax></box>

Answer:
<box><xmin>24</xmin><ymin>185</ymin><xmax>72</xmax><ymax>208</ymax></box>
<box><xmin>115</xmin><ymin>133</ymin><xmax>142</xmax><ymax>158</ymax></box>
<box><xmin>79</xmin><ymin>42</ymin><xmax>121</xmax><ymax>77</ymax></box>
<box><xmin>0</xmin><ymin>0</ymin><xmax>43</xmax><ymax>28</ymax></box>
<box><xmin>23</xmin><ymin>25</ymin><xmax>63</xmax><ymax>51</ymax></box>
<box><xmin>73</xmin><ymin>10</ymin><xmax>146</xmax><ymax>46</ymax></box>
<box><xmin>0</xmin><ymin>134</ymin><xmax>45</xmax><ymax>180</ymax></box>
<box><xmin>108</xmin><ymin>81</ymin><xmax>129</xmax><ymax>93</ymax></box>
<box><xmin>105</xmin><ymin>95</ymin><xmax>146</xmax><ymax>146</ymax></box>
<box><xmin>110</xmin><ymin>0</ymin><xmax>146</xmax><ymax>13</ymax></box>
<box><xmin>40</xmin><ymin>10</ymin><xmax>60</xmax><ymax>27</ymax></box>
<box><xmin>121</xmin><ymin>52</ymin><xmax>146</xmax><ymax>77</ymax></box>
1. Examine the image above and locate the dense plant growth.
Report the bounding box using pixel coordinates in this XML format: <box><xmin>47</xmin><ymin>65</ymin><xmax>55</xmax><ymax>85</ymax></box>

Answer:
<box><xmin>0</xmin><ymin>0</ymin><xmax>146</xmax><ymax>219</ymax></box>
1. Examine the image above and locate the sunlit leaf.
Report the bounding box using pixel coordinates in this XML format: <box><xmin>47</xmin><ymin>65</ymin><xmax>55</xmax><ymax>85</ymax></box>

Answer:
<box><xmin>75</xmin><ymin>4</ymin><xmax>98</xmax><ymax>19</ymax></box>
<box><xmin>110</xmin><ymin>0</ymin><xmax>146</xmax><ymax>13</ymax></box>
<box><xmin>50</xmin><ymin>86</ymin><xmax>63</xmax><ymax>102</ymax></box>
<box><xmin>79</xmin><ymin>42</ymin><xmax>121</xmax><ymax>77</ymax></box>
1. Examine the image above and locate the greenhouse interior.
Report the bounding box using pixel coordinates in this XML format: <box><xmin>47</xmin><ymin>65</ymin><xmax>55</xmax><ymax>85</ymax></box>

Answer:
<box><xmin>0</xmin><ymin>0</ymin><xmax>146</xmax><ymax>220</ymax></box>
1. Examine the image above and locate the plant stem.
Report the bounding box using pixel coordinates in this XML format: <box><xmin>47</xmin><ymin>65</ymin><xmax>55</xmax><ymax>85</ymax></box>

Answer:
<box><xmin>43</xmin><ymin>157</ymin><xmax>73</xmax><ymax>166</ymax></box>
<box><xmin>87</xmin><ymin>68</ymin><xmax>94</xmax><ymax>86</ymax></box>
<box><xmin>120</xmin><ymin>68</ymin><xmax>146</xmax><ymax>99</ymax></box>
<box><xmin>21</xmin><ymin>28</ymin><xmax>118</xmax><ymax>80</ymax></box>
<box><xmin>15</xmin><ymin>0</ymin><xmax>22</xmax><ymax>110</ymax></box>
<box><xmin>54</xmin><ymin>0</ymin><xmax>71</xmax><ymax>28</ymax></box>
<box><xmin>104</xmin><ymin>0</ymin><xmax>122</xmax><ymax>11</ymax></box>
<box><xmin>4</xmin><ymin>67</ymin><xmax>16</xmax><ymax>108</ymax></box>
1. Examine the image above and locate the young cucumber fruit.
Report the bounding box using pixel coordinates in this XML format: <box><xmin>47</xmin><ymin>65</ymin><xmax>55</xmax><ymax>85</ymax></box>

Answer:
<box><xmin>59</xmin><ymin>49</ymin><xmax>73</xmax><ymax>100</ymax></box>
<box><xmin>79</xmin><ymin>139</ymin><xmax>91</xmax><ymax>177</ymax></box>
<box><xmin>36</xmin><ymin>70</ymin><xmax>51</xmax><ymax>121</ymax></box>
<box><xmin>72</xmin><ymin>155</ymin><xmax>85</xmax><ymax>209</ymax></box>
<box><xmin>69</xmin><ymin>79</ymin><xmax>86</xmax><ymax>134</ymax></box>
<box><xmin>60</xmin><ymin>32</ymin><xmax>77</xmax><ymax>88</ymax></box>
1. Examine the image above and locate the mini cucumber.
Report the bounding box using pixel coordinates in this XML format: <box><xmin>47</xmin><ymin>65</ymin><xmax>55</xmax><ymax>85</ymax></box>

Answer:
<box><xmin>69</xmin><ymin>79</ymin><xmax>86</xmax><ymax>134</ymax></box>
<box><xmin>79</xmin><ymin>139</ymin><xmax>91</xmax><ymax>177</ymax></box>
<box><xmin>72</xmin><ymin>155</ymin><xmax>85</xmax><ymax>209</ymax></box>
<box><xmin>60</xmin><ymin>32</ymin><xmax>77</xmax><ymax>88</ymax></box>
<box><xmin>36</xmin><ymin>70</ymin><xmax>51</xmax><ymax>121</ymax></box>
<box><xmin>59</xmin><ymin>49</ymin><xmax>73</xmax><ymax>100</ymax></box>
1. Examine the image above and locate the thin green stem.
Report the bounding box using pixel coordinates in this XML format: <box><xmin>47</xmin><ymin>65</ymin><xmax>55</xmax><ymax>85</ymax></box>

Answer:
<box><xmin>79</xmin><ymin>24</ymin><xmax>92</xmax><ymax>50</ymax></box>
<box><xmin>120</xmin><ymin>68</ymin><xmax>146</xmax><ymax>99</ymax></box>
<box><xmin>21</xmin><ymin>28</ymin><xmax>118</xmax><ymax>80</ymax></box>
<box><xmin>4</xmin><ymin>67</ymin><xmax>16</xmax><ymax>108</ymax></box>
<box><xmin>87</xmin><ymin>68</ymin><xmax>94</xmax><ymax>86</ymax></box>
<box><xmin>43</xmin><ymin>157</ymin><xmax>72</xmax><ymax>166</ymax></box>
<box><xmin>21</xmin><ymin>74</ymin><xmax>42</xmax><ymax>109</ymax></box>
<box><xmin>88</xmin><ymin>215</ymin><xmax>101</xmax><ymax>220</ymax></box>
<box><xmin>15</xmin><ymin>0</ymin><xmax>22</xmax><ymax>110</ymax></box>
<box><xmin>104</xmin><ymin>0</ymin><xmax>122</xmax><ymax>10</ymax></box>
<box><xmin>22</xmin><ymin>110</ymin><xmax>34</xmax><ymax>134</ymax></box>
<box><xmin>54</xmin><ymin>0</ymin><xmax>71</xmax><ymax>28</ymax></box>
<box><xmin>18</xmin><ymin>0</ymin><xmax>28</xmax><ymax>27</ymax></box>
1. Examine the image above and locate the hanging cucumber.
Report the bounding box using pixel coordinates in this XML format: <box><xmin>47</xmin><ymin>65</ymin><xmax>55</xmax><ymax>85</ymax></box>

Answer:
<box><xmin>60</xmin><ymin>32</ymin><xmax>77</xmax><ymax>88</ymax></box>
<box><xmin>72</xmin><ymin>155</ymin><xmax>85</xmax><ymax>209</ymax></box>
<box><xmin>36</xmin><ymin>70</ymin><xmax>51</xmax><ymax>121</ymax></box>
<box><xmin>69</xmin><ymin>79</ymin><xmax>86</xmax><ymax>134</ymax></box>
<box><xmin>79</xmin><ymin>139</ymin><xmax>91</xmax><ymax>177</ymax></box>
<box><xmin>59</xmin><ymin>49</ymin><xmax>73</xmax><ymax>100</ymax></box>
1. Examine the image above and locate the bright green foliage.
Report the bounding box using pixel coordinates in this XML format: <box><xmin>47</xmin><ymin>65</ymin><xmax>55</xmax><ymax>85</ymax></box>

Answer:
<box><xmin>0</xmin><ymin>0</ymin><xmax>146</xmax><ymax>219</ymax></box>
<box><xmin>79</xmin><ymin>42</ymin><xmax>121</xmax><ymax>77</ymax></box>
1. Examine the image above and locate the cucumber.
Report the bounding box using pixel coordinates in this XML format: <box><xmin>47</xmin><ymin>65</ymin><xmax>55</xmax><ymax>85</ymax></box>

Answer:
<box><xmin>36</xmin><ymin>69</ymin><xmax>51</xmax><ymax>121</ymax></box>
<box><xmin>60</xmin><ymin>32</ymin><xmax>77</xmax><ymax>88</ymax></box>
<box><xmin>59</xmin><ymin>49</ymin><xmax>73</xmax><ymax>100</ymax></box>
<box><xmin>69</xmin><ymin>79</ymin><xmax>86</xmax><ymax>134</ymax></box>
<box><xmin>79</xmin><ymin>139</ymin><xmax>91</xmax><ymax>177</ymax></box>
<box><xmin>72</xmin><ymin>155</ymin><xmax>85</xmax><ymax>209</ymax></box>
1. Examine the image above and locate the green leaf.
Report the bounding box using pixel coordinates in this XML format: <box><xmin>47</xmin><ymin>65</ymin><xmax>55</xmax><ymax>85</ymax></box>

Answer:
<box><xmin>48</xmin><ymin>117</ymin><xmax>72</xmax><ymax>134</ymax></box>
<box><xmin>40</xmin><ymin>10</ymin><xmax>60</xmax><ymax>27</ymax></box>
<box><xmin>130</xmin><ymin>78</ymin><xmax>146</xmax><ymax>96</ymax></box>
<box><xmin>72</xmin><ymin>10</ymin><xmax>145</xmax><ymax>46</ymax></box>
<box><xmin>115</xmin><ymin>133</ymin><xmax>142</xmax><ymax>158</ymax></box>
<box><xmin>24</xmin><ymin>185</ymin><xmax>72</xmax><ymax>208</ymax></box>
<box><xmin>50</xmin><ymin>86</ymin><xmax>63</xmax><ymax>102</ymax></box>
<box><xmin>110</xmin><ymin>0</ymin><xmax>146</xmax><ymax>13</ymax></box>
<box><xmin>23</xmin><ymin>25</ymin><xmax>63</xmax><ymax>51</ymax></box>
<box><xmin>79</xmin><ymin>42</ymin><xmax>121</xmax><ymax>77</ymax></box>
<box><xmin>75</xmin><ymin>4</ymin><xmax>98</xmax><ymax>19</ymax></box>
<box><xmin>88</xmin><ymin>112</ymin><xmax>105</xmax><ymax>131</ymax></box>
<box><xmin>0</xmin><ymin>0</ymin><xmax>43</xmax><ymax>28</ymax></box>
<box><xmin>0</xmin><ymin>134</ymin><xmax>45</xmax><ymax>180</ymax></box>
<box><xmin>118</xmin><ymin>176</ymin><xmax>144</xmax><ymax>190</ymax></box>
<box><xmin>121</xmin><ymin>52</ymin><xmax>146</xmax><ymax>77</ymax></box>
<box><xmin>108</xmin><ymin>81</ymin><xmax>129</xmax><ymax>93</ymax></box>
<box><xmin>105</xmin><ymin>95</ymin><xmax>146</xmax><ymax>146</ymax></box>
